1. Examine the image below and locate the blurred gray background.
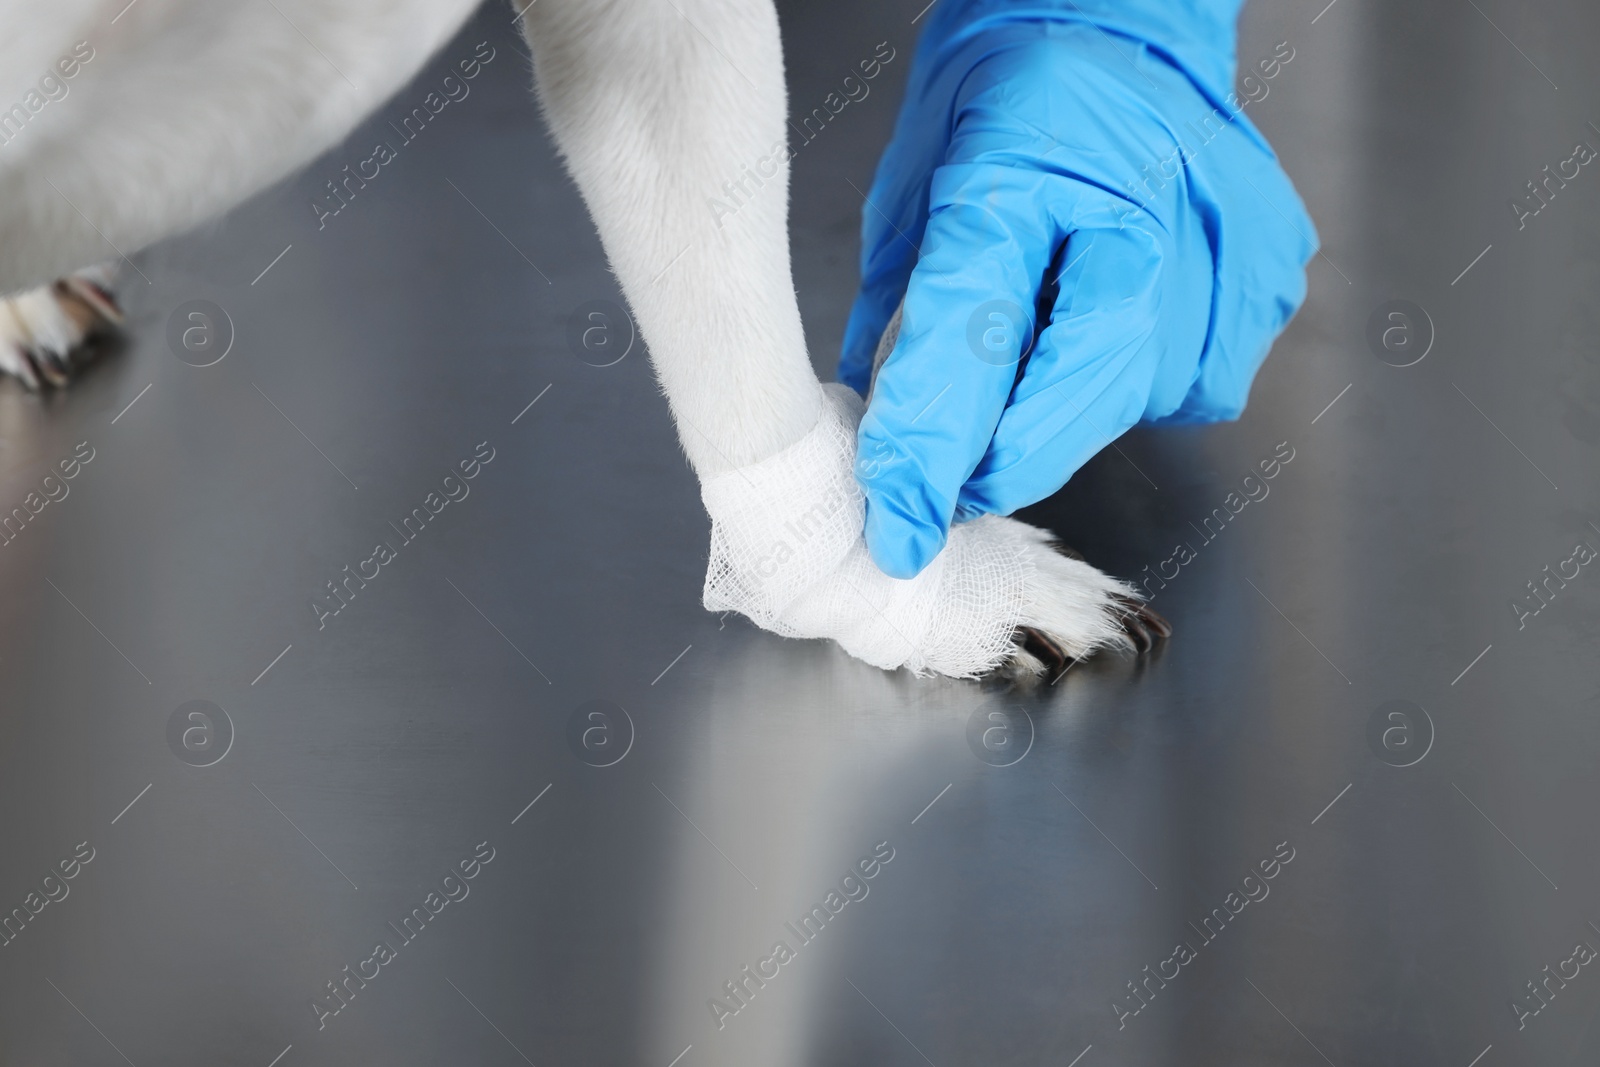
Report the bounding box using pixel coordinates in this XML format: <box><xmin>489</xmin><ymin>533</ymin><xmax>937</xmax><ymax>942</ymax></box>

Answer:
<box><xmin>0</xmin><ymin>0</ymin><xmax>1597</xmax><ymax>1064</ymax></box>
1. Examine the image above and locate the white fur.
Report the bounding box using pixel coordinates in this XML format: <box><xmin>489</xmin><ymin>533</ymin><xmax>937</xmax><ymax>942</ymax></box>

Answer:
<box><xmin>0</xmin><ymin>0</ymin><xmax>1149</xmax><ymax>676</ymax></box>
<box><xmin>524</xmin><ymin>0</ymin><xmax>824</xmax><ymax>473</ymax></box>
<box><xmin>0</xmin><ymin>0</ymin><xmax>482</xmax><ymax>292</ymax></box>
<box><xmin>0</xmin><ymin>265</ymin><xmax>119</xmax><ymax>386</ymax></box>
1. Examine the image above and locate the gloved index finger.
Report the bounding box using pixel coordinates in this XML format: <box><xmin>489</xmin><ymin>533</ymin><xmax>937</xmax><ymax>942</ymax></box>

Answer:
<box><xmin>957</xmin><ymin>221</ymin><xmax>1173</xmax><ymax>520</ymax></box>
<box><xmin>856</xmin><ymin>161</ymin><xmax>1073</xmax><ymax>579</ymax></box>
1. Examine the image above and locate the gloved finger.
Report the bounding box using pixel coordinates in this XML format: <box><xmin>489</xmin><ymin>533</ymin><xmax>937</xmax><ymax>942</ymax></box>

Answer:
<box><xmin>956</xmin><ymin>223</ymin><xmax>1170</xmax><ymax>518</ymax></box>
<box><xmin>1165</xmin><ymin>127</ymin><xmax>1318</xmax><ymax>422</ymax></box>
<box><xmin>856</xmin><ymin>161</ymin><xmax>1075</xmax><ymax>579</ymax></box>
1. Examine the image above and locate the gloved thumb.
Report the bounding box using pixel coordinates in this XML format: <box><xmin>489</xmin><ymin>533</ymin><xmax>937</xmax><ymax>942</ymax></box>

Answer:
<box><xmin>856</xmin><ymin>163</ymin><xmax>1069</xmax><ymax>579</ymax></box>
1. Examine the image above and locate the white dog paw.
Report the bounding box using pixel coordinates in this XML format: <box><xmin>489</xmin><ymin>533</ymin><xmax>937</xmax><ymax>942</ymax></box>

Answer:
<box><xmin>0</xmin><ymin>266</ymin><xmax>122</xmax><ymax>389</ymax></box>
<box><xmin>701</xmin><ymin>385</ymin><xmax>1168</xmax><ymax>679</ymax></box>
<box><xmin>1001</xmin><ymin>531</ymin><xmax>1171</xmax><ymax>677</ymax></box>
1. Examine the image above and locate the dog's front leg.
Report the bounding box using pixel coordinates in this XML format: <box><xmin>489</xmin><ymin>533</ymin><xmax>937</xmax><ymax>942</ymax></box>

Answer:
<box><xmin>522</xmin><ymin>0</ymin><xmax>1164</xmax><ymax>677</ymax></box>
<box><xmin>522</xmin><ymin>0</ymin><xmax>822</xmax><ymax>475</ymax></box>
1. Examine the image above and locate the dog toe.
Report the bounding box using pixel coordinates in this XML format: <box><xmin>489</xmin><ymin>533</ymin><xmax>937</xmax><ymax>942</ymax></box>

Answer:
<box><xmin>0</xmin><ymin>267</ymin><xmax>123</xmax><ymax>389</ymax></box>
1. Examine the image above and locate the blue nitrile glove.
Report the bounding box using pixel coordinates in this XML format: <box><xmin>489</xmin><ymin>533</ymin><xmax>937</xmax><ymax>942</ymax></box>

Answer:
<box><xmin>842</xmin><ymin>0</ymin><xmax>1317</xmax><ymax>579</ymax></box>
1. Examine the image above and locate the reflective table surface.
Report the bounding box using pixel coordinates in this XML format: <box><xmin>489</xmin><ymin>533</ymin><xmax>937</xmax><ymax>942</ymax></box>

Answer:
<box><xmin>2</xmin><ymin>0</ymin><xmax>1598</xmax><ymax>1064</ymax></box>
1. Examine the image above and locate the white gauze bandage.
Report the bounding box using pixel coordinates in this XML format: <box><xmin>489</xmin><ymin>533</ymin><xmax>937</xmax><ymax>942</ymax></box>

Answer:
<box><xmin>701</xmin><ymin>384</ymin><xmax>1037</xmax><ymax>677</ymax></box>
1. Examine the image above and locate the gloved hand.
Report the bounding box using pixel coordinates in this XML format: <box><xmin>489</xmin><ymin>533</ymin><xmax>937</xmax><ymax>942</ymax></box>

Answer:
<box><xmin>841</xmin><ymin>0</ymin><xmax>1317</xmax><ymax>579</ymax></box>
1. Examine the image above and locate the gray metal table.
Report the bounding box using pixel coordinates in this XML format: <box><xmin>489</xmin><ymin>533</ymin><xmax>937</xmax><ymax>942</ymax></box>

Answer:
<box><xmin>1</xmin><ymin>0</ymin><xmax>1596</xmax><ymax>1064</ymax></box>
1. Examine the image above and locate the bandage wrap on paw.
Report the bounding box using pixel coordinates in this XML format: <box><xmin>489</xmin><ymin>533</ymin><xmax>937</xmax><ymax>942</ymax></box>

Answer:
<box><xmin>701</xmin><ymin>384</ymin><xmax>1037</xmax><ymax>677</ymax></box>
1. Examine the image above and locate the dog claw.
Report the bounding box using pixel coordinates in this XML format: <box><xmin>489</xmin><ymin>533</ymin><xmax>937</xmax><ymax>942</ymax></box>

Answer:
<box><xmin>37</xmin><ymin>356</ymin><xmax>70</xmax><ymax>388</ymax></box>
<box><xmin>1006</xmin><ymin>547</ymin><xmax>1173</xmax><ymax>677</ymax></box>
<box><xmin>1044</xmin><ymin>549</ymin><xmax>1172</xmax><ymax>656</ymax></box>
<box><xmin>4</xmin><ymin>344</ymin><xmax>41</xmax><ymax>390</ymax></box>
<box><xmin>60</xmin><ymin>276</ymin><xmax>124</xmax><ymax>326</ymax></box>
<box><xmin>1016</xmin><ymin>625</ymin><xmax>1071</xmax><ymax>675</ymax></box>
<box><xmin>1112</xmin><ymin>593</ymin><xmax>1171</xmax><ymax>651</ymax></box>
<box><xmin>1137</xmin><ymin>603</ymin><xmax>1172</xmax><ymax>639</ymax></box>
<box><xmin>27</xmin><ymin>345</ymin><xmax>71</xmax><ymax>388</ymax></box>
<box><xmin>1</xmin><ymin>269</ymin><xmax>123</xmax><ymax>389</ymax></box>
<box><xmin>1124</xmin><ymin>613</ymin><xmax>1154</xmax><ymax>653</ymax></box>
